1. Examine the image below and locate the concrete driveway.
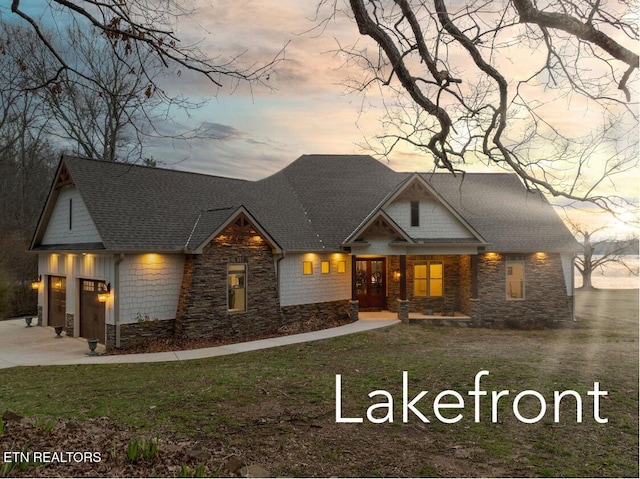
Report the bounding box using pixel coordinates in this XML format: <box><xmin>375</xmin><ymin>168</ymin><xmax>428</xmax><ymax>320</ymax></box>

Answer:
<box><xmin>0</xmin><ymin>317</ymin><xmax>399</xmax><ymax>369</ymax></box>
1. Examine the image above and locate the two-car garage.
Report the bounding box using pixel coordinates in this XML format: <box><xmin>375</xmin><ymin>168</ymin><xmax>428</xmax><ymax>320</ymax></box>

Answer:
<box><xmin>47</xmin><ymin>276</ymin><xmax>106</xmax><ymax>344</ymax></box>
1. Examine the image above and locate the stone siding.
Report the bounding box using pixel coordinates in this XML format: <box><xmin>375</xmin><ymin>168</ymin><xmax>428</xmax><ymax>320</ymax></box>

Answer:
<box><xmin>65</xmin><ymin>312</ymin><xmax>74</xmax><ymax>337</ymax></box>
<box><xmin>107</xmin><ymin>319</ymin><xmax>176</xmax><ymax>350</ymax></box>
<box><xmin>279</xmin><ymin>300</ymin><xmax>350</xmax><ymax>327</ymax></box>
<box><xmin>475</xmin><ymin>253</ymin><xmax>573</xmax><ymax>326</ymax></box>
<box><xmin>388</xmin><ymin>255</ymin><xmax>465</xmax><ymax>314</ymax></box>
<box><xmin>177</xmin><ymin>222</ymin><xmax>349</xmax><ymax>342</ymax></box>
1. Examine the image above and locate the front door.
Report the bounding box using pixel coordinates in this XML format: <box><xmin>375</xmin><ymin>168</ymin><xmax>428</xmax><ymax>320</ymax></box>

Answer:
<box><xmin>355</xmin><ymin>258</ymin><xmax>386</xmax><ymax>309</ymax></box>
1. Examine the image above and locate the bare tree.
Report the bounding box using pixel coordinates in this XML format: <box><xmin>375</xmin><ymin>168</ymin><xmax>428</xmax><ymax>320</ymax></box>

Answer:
<box><xmin>320</xmin><ymin>0</ymin><xmax>638</xmax><ymax>214</ymax></box>
<box><xmin>3</xmin><ymin>0</ymin><xmax>283</xmax><ymax>92</ymax></box>
<box><xmin>3</xmin><ymin>22</ymin><xmax>222</xmax><ymax>163</ymax></box>
<box><xmin>567</xmin><ymin>219</ymin><xmax>639</xmax><ymax>289</ymax></box>
<box><xmin>0</xmin><ymin>44</ymin><xmax>56</xmax><ymax>317</ymax></box>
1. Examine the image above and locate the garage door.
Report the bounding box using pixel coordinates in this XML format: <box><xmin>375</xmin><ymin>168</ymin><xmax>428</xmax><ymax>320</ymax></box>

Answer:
<box><xmin>80</xmin><ymin>279</ymin><xmax>106</xmax><ymax>344</ymax></box>
<box><xmin>48</xmin><ymin>276</ymin><xmax>66</xmax><ymax>327</ymax></box>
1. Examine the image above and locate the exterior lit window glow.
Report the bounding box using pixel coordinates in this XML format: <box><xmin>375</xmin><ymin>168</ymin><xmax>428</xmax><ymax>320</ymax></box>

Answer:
<box><xmin>321</xmin><ymin>261</ymin><xmax>330</xmax><ymax>274</ymax></box>
<box><xmin>303</xmin><ymin>261</ymin><xmax>313</xmax><ymax>275</ymax></box>
<box><xmin>337</xmin><ymin>261</ymin><xmax>346</xmax><ymax>273</ymax></box>
<box><xmin>414</xmin><ymin>261</ymin><xmax>443</xmax><ymax>297</ymax></box>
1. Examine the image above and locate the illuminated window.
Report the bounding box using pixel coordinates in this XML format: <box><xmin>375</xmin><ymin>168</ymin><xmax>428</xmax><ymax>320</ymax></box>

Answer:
<box><xmin>228</xmin><ymin>264</ymin><xmax>247</xmax><ymax>312</ymax></box>
<box><xmin>414</xmin><ymin>261</ymin><xmax>443</xmax><ymax>297</ymax></box>
<box><xmin>303</xmin><ymin>261</ymin><xmax>313</xmax><ymax>275</ymax></box>
<box><xmin>506</xmin><ymin>261</ymin><xmax>525</xmax><ymax>299</ymax></box>
<box><xmin>337</xmin><ymin>261</ymin><xmax>346</xmax><ymax>273</ymax></box>
<box><xmin>321</xmin><ymin>261</ymin><xmax>330</xmax><ymax>274</ymax></box>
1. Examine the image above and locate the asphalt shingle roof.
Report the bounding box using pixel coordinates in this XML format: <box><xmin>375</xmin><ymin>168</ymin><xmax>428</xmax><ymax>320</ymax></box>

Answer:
<box><xmin>32</xmin><ymin>154</ymin><xmax>578</xmax><ymax>254</ymax></box>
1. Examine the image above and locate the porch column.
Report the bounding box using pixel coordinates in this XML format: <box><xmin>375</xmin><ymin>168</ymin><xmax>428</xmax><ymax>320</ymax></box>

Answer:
<box><xmin>399</xmin><ymin>255</ymin><xmax>407</xmax><ymax>300</ymax></box>
<box><xmin>351</xmin><ymin>254</ymin><xmax>357</xmax><ymax>301</ymax></box>
<box><xmin>471</xmin><ymin>254</ymin><xmax>479</xmax><ymax>299</ymax></box>
<box><xmin>397</xmin><ymin>255</ymin><xmax>409</xmax><ymax>323</ymax></box>
<box><xmin>470</xmin><ymin>254</ymin><xmax>481</xmax><ymax>326</ymax></box>
<box><xmin>349</xmin><ymin>254</ymin><xmax>359</xmax><ymax>322</ymax></box>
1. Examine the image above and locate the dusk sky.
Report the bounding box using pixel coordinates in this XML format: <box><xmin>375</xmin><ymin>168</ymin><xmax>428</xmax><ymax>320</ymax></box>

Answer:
<box><xmin>5</xmin><ymin>1</ymin><xmax>639</xmax><ymax>235</ymax></box>
<box><xmin>151</xmin><ymin>1</ymin><xmax>638</xmax><ymax>235</ymax></box>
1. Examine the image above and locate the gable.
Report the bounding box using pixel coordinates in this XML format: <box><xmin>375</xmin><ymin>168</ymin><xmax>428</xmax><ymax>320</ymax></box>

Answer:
<box><xmin>40</xmin><ymin>185</ymin><xmax>103</xmax><ymax>247</ymax></box>
<box><xmin>345</xmin><ymin>174</ymin><xmax>486</xmax><ymax>249</ymax></box>
<box><xmin>384</xmin><ymin>197</ymin><xmax>475</xmax><ymax>240</ymax></box>
<box><xmin>188</xmin><ymin>206</ymin><xmax>282</xmax><ymax>254</ymax></box>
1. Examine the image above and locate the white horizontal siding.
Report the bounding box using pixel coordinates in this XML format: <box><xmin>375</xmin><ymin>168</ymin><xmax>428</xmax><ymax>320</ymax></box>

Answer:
<box><xmin>37</xmin><ymin>252</ymin><xmax>115</xmax><ymax>326</ymax></box>
<box><xmin>279</xmin><ymin>253</ymin><xmax>351</xmax><ymax>307</ymax></box>
<box><xmin>42</xmin><ymin>186</ymin><xmax>101</xmax><ymax>245</ymax></box>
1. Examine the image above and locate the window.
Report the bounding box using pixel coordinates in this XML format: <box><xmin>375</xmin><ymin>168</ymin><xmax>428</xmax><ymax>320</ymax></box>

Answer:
<box><xmin>69</xmin><ymin>198</ymin><xmax>73</xmax><ymax>230</ymax></box>
<box><xmin>303</xmin><ymin>261</ymin><xmax>313</xmax><ymax>275</ymax></box>
<box><xmin>414</xmin><ymin>261</ymin><xmax>443</xmax><ymax>297</ymax></box>
<box><xmin>321</xmin><ymin>261</ymin><xmax>330</xmax><ymax>274</ymax></box>
<box><xmin>410</xmin><ymin>201</ymin><xmax>420</xmax><ymax>227</ymax></box>
<box><xmin>228</xmin><ymin>264</ymin><xmax>247</xmax><ymax>312</ymax></box>
<box><xmin>337</xmin><ymin>261</ymin><xmax>346</xmax><ymax>273</ymax></box>
<box><xmin>506</xmin><ymin>261</ymin><xmax>524</xmax><ymax>299</ymax></box>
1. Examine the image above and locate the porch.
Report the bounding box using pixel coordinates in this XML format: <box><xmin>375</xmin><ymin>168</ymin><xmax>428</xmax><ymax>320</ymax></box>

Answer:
<box><xmin>359</xmin><ymin>309</ymin><xmax>474</xmax><ymax>326</ymax></box>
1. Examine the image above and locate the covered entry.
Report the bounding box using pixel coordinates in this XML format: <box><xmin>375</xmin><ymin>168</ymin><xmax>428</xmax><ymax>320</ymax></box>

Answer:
<box><xmin>80</xmin><ymin>279</ymin><xmax>106</xmax><ymax>344</ymax></box>
<box><xmin>48</xmin><ymin>276</ymin><xmax>66</xmax><ymax>327</ymax></box>
<box><xmin>355</xmin><ymin>258</ymin><xmax>386</xmax><ymax>309</ymax></box>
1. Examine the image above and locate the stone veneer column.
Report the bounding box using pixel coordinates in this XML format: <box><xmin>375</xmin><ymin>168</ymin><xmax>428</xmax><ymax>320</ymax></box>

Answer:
<box><xmin>470</xmin><ymin>298</ymin><xmax>481</xmax><ymax>327</ymax></box>
<box><xmin>65</xmin><ymin>313</ymin><xmax>74</xmax><ymax>337</ymax></box>
<box><xmin>37</xmin><ymin>305</ymin><xmax>43</xmax><ymax>326</ymax></box>
<box><xmin>349</xmin><ymin>300</ymin><xmax>359</xmax><ymax>322</ymax></box>
<box><xmin>397</xmin><ymin>299</ymin><xmax>409</xmax><ymax>323</ymax></box>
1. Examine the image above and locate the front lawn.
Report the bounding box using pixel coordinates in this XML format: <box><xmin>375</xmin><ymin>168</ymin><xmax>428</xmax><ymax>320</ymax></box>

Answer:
<box><xmin>0</xmin><ymin>289</ymin><xmax>638</xmax><ymax>477</ymax></box>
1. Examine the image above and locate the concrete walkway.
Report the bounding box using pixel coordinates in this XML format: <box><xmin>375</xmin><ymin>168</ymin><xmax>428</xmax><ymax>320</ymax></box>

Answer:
<box><xmin>0</xmin><ymin>318</ymin><xmax>399</xmax><ymax>369</ymax></box>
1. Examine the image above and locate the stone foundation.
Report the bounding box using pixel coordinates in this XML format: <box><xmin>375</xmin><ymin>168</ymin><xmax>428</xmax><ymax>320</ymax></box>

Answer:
<box><xmin>397</xmin><ymin>299</ymin><xmax>409</xmax><ymax>323</ymax></box>
<box><xmin>280</xmin><ymin>299</ymin><xmax>351</xmax><ymax>328</ymax></box>
<box><xmin>65</xmin><ymin>313</ymin><xmax>74</xmax><ymax>337</ymax></box>
<box><xmin>106</xmin><ymin>319</ymin><xmax>176</xmax><ymax>350</ymax></box>
<box><xmin>349</xmin><ymin>300</ymin><xmax>359</xmax><ymax>322</ymax></box>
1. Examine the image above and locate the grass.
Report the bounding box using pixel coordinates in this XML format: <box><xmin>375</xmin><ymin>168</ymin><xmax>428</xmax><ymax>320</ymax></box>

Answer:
<box><xmin>0</xmin><ymin>289</ymin><xmax>637</xmax><ymax>477</ymax></box>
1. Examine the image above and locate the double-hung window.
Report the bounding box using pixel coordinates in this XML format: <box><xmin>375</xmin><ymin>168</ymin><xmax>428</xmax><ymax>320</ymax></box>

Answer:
<box><xmin>414</xmin><ymin>261</ymin><xmax>443</xmax><ymax>297</ymax></box>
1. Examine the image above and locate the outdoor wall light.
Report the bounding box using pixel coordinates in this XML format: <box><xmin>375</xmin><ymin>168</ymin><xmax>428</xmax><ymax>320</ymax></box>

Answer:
<box><xmin>393</xmin><ymin>269</ymin><xmax>401</xmax><ymax>282</ymax></box>
<box><xmin>97</xmin><ymin>282</ymin><xmax>111</xmax><ymax>303</ymax></box>
<box><xmin>31</xmin><ymin>275</ymin><xmax>42</xmax><ymax>290</ymax></box>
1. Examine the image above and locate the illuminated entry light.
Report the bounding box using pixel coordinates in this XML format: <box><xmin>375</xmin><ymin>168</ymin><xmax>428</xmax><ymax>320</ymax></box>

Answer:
<box><xmin>97</xmin><ymin>283</ymin><xmax>111</xmax><ymax>303</ymax></box>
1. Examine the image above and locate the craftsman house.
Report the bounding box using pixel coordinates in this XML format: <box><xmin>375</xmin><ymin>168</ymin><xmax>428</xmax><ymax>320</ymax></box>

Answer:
<box><xmin>30</xmin><ymin>154</ymin><xmax>579</xmax><ymax>349</ymax></box>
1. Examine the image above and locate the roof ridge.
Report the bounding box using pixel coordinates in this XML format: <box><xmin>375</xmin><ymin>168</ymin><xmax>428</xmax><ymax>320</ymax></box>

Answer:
<box><xmin>63</xmin><ymin>155</ymin><xmax>250</xmax><ymax>182</ymax></box>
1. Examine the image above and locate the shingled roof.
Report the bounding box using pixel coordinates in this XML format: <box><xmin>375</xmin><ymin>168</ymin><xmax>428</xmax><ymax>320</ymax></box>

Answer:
<box><xmin>31</xmin><ymin>154</ymin><xmax>579</xmax><ymax>254</ymax></box>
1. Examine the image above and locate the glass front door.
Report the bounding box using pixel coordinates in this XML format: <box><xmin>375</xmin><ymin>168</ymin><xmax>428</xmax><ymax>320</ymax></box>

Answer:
<box><xmin>355</xmin><ymin>258</ymin><xmax>386</xmax><ymax>309</ymax></box>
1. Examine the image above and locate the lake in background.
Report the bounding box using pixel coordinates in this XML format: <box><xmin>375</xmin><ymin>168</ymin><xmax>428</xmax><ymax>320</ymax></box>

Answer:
<box><xmin>574</xmin><ymin>255</ymin><xmax>639</xmax><ymax>289</ymax></box>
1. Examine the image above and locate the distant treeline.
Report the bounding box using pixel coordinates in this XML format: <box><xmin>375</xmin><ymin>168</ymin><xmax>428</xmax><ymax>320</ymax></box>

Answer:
<box><xmin>593</xmin><ymin>240</ymin><xmax>639</xmax><ymax>256</ymax></box>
